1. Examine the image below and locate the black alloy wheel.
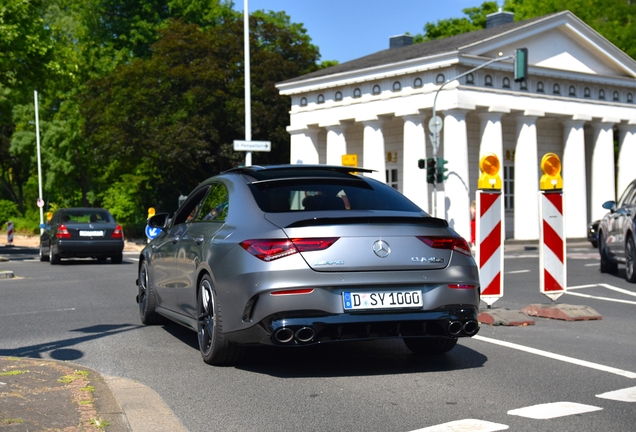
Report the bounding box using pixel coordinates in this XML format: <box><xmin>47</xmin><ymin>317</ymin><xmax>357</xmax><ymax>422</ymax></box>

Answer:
<box><xmin>39</xmin><ymin>242</ymin><xmax>49</xmax><ymax>262</ymax></box>
<box><xmin>599</xmin><ymin>234</ymin><xmax>618</xmax><ymax>274</ymax></box>
<box><xmin>49</xmin><ymin>243</ymin><xmax>60</xmax><ymax>265</ymax></box>
<box><xmin>197</xmin><ymin>275</ymin><xmax>241</xmax><ymax>366</ymax></box>
<box><xmin>138</xmin><ymin>261</ymin><xmax>165</xmax><ymax>325</ymax></box>
<box><xmin>626</xmin><ymin>236</ymin><xmax>636</xmax><ymax>283</ymax></box>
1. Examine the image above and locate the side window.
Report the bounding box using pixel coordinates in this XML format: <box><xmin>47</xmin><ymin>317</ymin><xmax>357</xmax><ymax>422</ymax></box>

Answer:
<box><xmin>173</xmin><ymin>187</ymin><xmax>210</xmax><ymax>225</ymax></box>
<box><xmin>195</xmin><ymin>183</ymin><xmax>229</xmax><ymax>222</ymax></box>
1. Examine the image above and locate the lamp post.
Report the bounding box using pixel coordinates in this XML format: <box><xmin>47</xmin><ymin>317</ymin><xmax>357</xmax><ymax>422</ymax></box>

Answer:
<box><xmin>243</xmin><ymin>0</ymin><xmax>252</xmax><ymax>166</ymax></box>
<box><xmin>429</xmin><ymin>53</ymin><xmax>514</xmax><ymax>217</ymax></box>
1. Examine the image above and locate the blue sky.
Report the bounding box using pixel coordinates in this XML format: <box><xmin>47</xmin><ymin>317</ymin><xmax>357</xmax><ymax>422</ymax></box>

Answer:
<box><xmin>234</xmin><ymin>0</ymin><xmax>490</xmax><ymax>63</ymax></box>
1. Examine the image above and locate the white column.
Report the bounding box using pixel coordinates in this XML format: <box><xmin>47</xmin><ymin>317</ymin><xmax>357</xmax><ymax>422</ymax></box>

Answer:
<box><xmin>479</xmin><ymin>111</ymin><xmax>507</xmax><ymax>238</ymax></box>
<box><xmin>289</xmin><ymin>128</ymin><xmax>319</xmax><ymax>164</ymax></box>
<box><xmin>514</xmin><ymin>114</ymin><xmax>541</xmax><ymax>240</ymax></box>
<box><xmin>617</xmin><ymin>122</ymin><xmax>636</xmax><ymax>199</ymax></box>
<box><xmin>442</xmin><ymin>109</ymin><xmax>471</xmax><ymax>240</ymax></box>
<box><xmin>562</xmin><ymin>119</ymin><xmax>588</xmax><ymax>238</ymax></box>
<box><xmin>325</xmin><ymin>124</ymin><xmax>347</xmax><ymax>166</ymax></box>
<box><xmin>362</xmin><ymin>119</ymin><xmax>386</xmax><ymax>183</ymax></box>
<box><xmin>590</xmin><ymin>120</ymin><xmax>616</xmax><ymax>221</ymax></box>
<box><xmin>401</xmin><ymin>115</ymin><xmax>428</xmax><ymax>211</ymax></box>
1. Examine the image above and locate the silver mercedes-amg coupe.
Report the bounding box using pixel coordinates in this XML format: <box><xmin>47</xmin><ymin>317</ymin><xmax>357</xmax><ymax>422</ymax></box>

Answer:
<box><xmin>137</xmin><ymin>165</ymin><xmax>480</xmax><ymax>365</ymax></box>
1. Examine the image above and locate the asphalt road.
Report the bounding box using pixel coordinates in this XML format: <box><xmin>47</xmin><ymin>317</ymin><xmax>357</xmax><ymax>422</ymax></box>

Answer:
<box><xmin>1</xmin><ymin>242</ymin><xmax>635</xmax><ymax>431</ymax></box>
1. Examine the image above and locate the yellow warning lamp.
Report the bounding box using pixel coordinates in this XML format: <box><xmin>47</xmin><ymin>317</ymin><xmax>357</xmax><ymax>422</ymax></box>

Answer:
<box><xmin>540</xmin><ymin>153</ymin><xmax>563</xmax><ymax>190</ymax></box>
<box><xmin>46</xmin><ymin>211</ymin><xmax>53</xmax><ymax>222</ymax></box>
<box><xmin>147</xmin><ymin>207</ymin><xmax>156</xmax><ymax>219</ymax></box>
<box><xmin>478</xmin><ymin>153</ymin><xmax>502</xmax><ymax>190</ymax></box>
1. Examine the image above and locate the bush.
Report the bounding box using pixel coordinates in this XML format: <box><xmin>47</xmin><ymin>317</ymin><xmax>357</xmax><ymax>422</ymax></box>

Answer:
<box><xmin>0</xmin><ymin>200</ymin><xmax>20</xmax><ymax>227</ymax></box>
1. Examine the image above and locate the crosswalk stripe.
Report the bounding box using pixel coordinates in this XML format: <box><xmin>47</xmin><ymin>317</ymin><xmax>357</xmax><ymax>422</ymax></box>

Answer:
<box><xmin>409</xmin><ymin>419</ymin><xmax>509</xmax><ymax>431</ymax></box>
<box><xmin>596</xmin><ymin>386</ymin><xmax>636</xmax><ymax>402</ymax></box>
<box><xmin>508</xmin><ymin>402</ymin><xmax>602</xmax><ymax>419</ymax></box>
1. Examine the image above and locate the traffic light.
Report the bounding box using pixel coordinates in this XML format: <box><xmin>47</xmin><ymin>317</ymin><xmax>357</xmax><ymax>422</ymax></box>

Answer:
<box><xmin>477</xmin><ymin>153</ymin><xmax>502</xmax><ymax>190</ymax></box>
<box><xmin>514</xmin><ymin>48</ymin><xmax>528</xmax><ymax>82</ymax></box>
<box><xmin>540</xmin><ymin>152</ymin><xmax>563</xmax><ymax>190</ymax></box>
<box><xmin>436</xmin><ymin>157</ymin><xmax>448</xmax><ymax>183</ymax></box>
<box><xmin>418</xmin><ymin>159</ymin><xmax>425</xmax><ymax>169</ymax></box>
<box><xmin>426</xmin><ymin>158</ymin><xmax>436</xmax><ymax>184</ymax></box>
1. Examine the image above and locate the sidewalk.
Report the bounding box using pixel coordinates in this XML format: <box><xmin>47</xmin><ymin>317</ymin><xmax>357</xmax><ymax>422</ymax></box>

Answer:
<box><xmin>0</xmin><ymin>357</ymin><xmax>187</xmax><ymax>431</ymax></box>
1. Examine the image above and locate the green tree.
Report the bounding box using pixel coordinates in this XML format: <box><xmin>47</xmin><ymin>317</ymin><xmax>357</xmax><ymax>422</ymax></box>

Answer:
<box><xmin>414</xmin><ymin>1</ymin><xmax>501</xmax><ymax>42</ymax></box>
<box><xmin>81</xmin><ymin>13</ymin><xmax>319</xmax><ymax>219</ymax></box>
<box><xmin>504</xmin><ymin>0</ymin><xmax>636</xmax><ymax>60</ymax></box>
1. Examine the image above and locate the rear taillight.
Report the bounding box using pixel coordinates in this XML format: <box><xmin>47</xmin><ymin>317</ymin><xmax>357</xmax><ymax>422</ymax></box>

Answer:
<box><xmin>56</xmin><ymin>224</ymin><xmax>71</xmax><ymax>239</ymax></box>
<box><xmin>111</xmin><ymin>225</ymin><xmax>123</xmax><ymax>239</ymax></box>
<box><xmin>270</xmin><ymin>289</ymin><xmax>314</xmax><ymax>296</ymax></box>
<box><xmin>240</xmin><ymin>238</ymin><xmax>339</xmax><ymax>262</ymax></box>
<box><xmin>416</xmin><ymin>236</ymin><xmax>472</xmax><ymax>257</ymax></box>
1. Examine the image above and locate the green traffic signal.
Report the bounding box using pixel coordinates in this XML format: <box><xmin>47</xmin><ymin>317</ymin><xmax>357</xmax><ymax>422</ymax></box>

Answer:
<box><xmin>514</xmin><ymin>47</ymin><xmax>528</xmax><ymax>82</ymax></box>
<box><xmin>436</xmin><ymin>157</ymin><xmax>448</xmax><ymax>183</ymax></box>
<box><xmin>426</xmin><ymin>158</ymin><xmax>436</xmax><ymax>184</ymax></box>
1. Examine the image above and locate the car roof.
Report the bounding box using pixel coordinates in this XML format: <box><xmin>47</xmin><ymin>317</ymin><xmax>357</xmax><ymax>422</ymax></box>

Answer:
<box><xmin>222</xmin><ymin>165</ymin><xmax>374</xmax><ymax>182</ymax></box>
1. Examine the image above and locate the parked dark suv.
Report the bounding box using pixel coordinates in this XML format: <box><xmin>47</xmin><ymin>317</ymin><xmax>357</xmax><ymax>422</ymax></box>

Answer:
<box><xmin>598</xmin><ymin>179</ymin><xmax>636</xmax><ymax>282</ymax></box>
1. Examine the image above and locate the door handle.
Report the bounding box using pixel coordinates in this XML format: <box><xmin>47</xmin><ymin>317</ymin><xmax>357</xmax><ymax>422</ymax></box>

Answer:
<box><xmin>172</xmin><ymin>235</ymin><xmax>180</xmax><ymax>244</ymax></box>
<box><xmin>195</xmin><ymin>237</ymin><xmax>204</xmax><ymax>245</ymax></box>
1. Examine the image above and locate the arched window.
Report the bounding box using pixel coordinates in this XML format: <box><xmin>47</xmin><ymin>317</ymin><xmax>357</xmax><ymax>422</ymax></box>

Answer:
<box><xmin>372</xmin><ymin>85</ymin><xmax>381</xmax><ymax>95</ymax></box>
<box><xmin>485</xmin><ymin>75</ymin><xmax>493</xmax><ymax>86</ymax></box>
<box><xmin>569</xmin><ymin>85</ymin><xmax>576</xmax><ymax>97</ymax></box>
<box><xmin>599</xmin><ymin>89</ymin><xmax>605</xmax><ymax>100</ymax></box>
<box><xmin>335</xmin><ymin>91</ymin><xmax>343</xmax><ymax>102</ymax></box>
<box><xmin>392</xmin><ymin>81</ymin><xmax>402</xmax><ymax>92</ymax></box>
<box><xmin>414</xmin><ymin>78</ymin><xmax>423</xmax><ymax>88</ymax></box>
<box><xmin>584</xmin><ymin>87</ymin><xmax>591</xmax><ymax>98</ymax></box>
<box><xmin>628</xmin><ymin>93</ymin><xmax>633</xmax><ymax>103</ymax></box>
<box><xmin>317</xmin><ymin>94</ymin><xmax>325</xmax><ymax>104</ymax></box>
<box><xmin>503</xmin><ymin>77</ymin><xmax>510</xmax><ymax>89</ymax></box>
<box><xmin>537</xmin><ymin>81</ymin><xmax>544</xmax><ymax>93</ymax></box>
<box><xmin>613</xmin><ymin>91</ymin><xmax>620</xmax><ymax>101</ymax></box>
<box><xmin>520</xmin><ymin>81</ymin><xmax>528</xmax><ymax>91</ymax></box>
<box><xmin>436</xmin><ymin>73</ymin><xmax>445</xmax><ymax>84</ymax></box>
<box><xmin>300</xmin><ymin>97</ymin><xmax>307</xmax><ymax>107</ymax></box>
<box><xmin>353</xmin><ymin>88</ymin><xmax>362</xmax><ymax>99</ymax></box>
<box><xmin>553</xmin><ymin>83</ymin><xmax>560</xmax><ymax>95</ymax></box>
<box><xmin>466</xmin><ymin>73</ymin><xmax>474</xmax><ymax>85</ymax></box>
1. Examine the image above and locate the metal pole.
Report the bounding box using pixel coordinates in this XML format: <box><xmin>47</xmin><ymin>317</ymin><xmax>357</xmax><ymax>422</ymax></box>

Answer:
<box><xmin>243</xmin><ymin>0</ymin><xmax>252</xmax><ymax>166</ymax></box>
<box><xmin>430</xmin><ymin>54</ymin><xmax>512</xmax><ymax>218</ymax></box>
<box><xmin>34</xmin><ymin>90</ymin><xmax>44</xmax><ymax>234</ymax></box>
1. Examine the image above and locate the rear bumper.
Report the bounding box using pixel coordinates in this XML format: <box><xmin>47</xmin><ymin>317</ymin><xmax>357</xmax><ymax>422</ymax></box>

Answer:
<box><xmin>56</xmin><ymin>239</ymin><xmax>124</xmax><ymax>258</ymax></box>
<box><xmin>226</xmin><ymin>306</ymin><xmax>479</xmax><ymax>346</ymax></box>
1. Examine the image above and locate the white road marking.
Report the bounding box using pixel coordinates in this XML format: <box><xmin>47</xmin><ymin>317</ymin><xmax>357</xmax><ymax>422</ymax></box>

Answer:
<box><xmin>585</xmin><ymin>263</ymin><xmax>598</xmax><ymax>267</ymax></box>
<box><xmin>565</xmin><ymin>291</ymin><xmax>636</xmax><ymax>305</ymax></box>
<box><xmin>508</xmin><ymin>402</ymin><xmax>602</xmax><ymax>419</ymax></box>
<box><xmin>409</xmin><ymin>419</ymin><xmax>509</xmax><ymax>431</ymax></box>
<box><xmin>1</xmin><ymin>307</ymin><xmax>76</xmax><ymax>317</ymax></box>
<box><xmin>568</xmin><ymin>283</ymin><xmax>636</xmax><ymax>297</ymax></box>
<box><xmin>596</xmin><ymin>386</ymin><xmax>636</xmax><ymax>402</ymax></box>
<box><xmin>506</xmin><ymin>269</ymin><xmax>530</xmax><ymax>274</ymax></box>
<box><xmin>473</xmin><ymin>335</ymin><xmax>636</xmax><ymax>379</ymax></box>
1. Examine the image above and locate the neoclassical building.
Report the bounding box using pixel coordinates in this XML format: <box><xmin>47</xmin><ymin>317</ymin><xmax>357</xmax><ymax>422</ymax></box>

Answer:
<box><xmin>276</xmin><ymin>11</ymin><xmax>636</xmax><ymax>241</ymax></box>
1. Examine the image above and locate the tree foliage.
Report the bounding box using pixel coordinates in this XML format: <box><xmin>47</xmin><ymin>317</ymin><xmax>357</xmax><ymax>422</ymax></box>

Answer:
<box><xmin>504</xmin><ymin>0</ymin><xmax>636</xmax><ymax>60</ymax></box>
<box><xmin>81</xmin><ymin>13</ymin><xmax>319</xmax><ymax>216</ymax></box>
<box><xmin>414</xmin><ymin>1</ymin><xmax>501</xmax><ymax>42</ymax></box>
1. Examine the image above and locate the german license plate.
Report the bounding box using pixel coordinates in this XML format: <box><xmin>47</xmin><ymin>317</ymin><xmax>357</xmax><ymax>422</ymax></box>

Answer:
<box><xmin>343</xmin><ymin>291</ymin><xmax>423</xmax><ymax>311</ymax></box>
<box><xmin>79</xmin><ymin>230</ymin><xmax>104</xmax><ymax>237</ymax></box>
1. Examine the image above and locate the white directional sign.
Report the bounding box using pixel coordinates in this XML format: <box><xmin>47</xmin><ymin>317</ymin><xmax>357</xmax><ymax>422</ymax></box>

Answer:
<box><xmin>233</xmin><ymin>140</ymin><xmax>271</xmax><ymax>152</ymax></box>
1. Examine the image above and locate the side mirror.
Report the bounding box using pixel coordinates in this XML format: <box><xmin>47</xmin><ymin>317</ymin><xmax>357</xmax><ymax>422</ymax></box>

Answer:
<box><xmin>602</xmin><ymin>201</ymin><xmax>616</xmax><ymax>212</ymax></box>
<box><xmin>148</xmin><ymin>213</ymin><xmax>169</xmax><ymax>229</ymax></box>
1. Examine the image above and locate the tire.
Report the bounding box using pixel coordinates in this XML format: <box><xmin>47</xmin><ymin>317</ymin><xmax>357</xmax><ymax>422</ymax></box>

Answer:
<box><xmin>626</xmin><ymin>236</ymin><xmax>636</xmax><ymax>283</ymax></box>
<box><xmin>49</xmin><ymin>243</ymin><xmax>60</xmax><ymax>265</ymax></box>
<box><xmin>138</xmin><ymin>261</ymin><xmax>165</xmax><ymax>325</ymax></box>
<box><xmin>403</xmin><ymin>337</ymin><xmax>458</xmax><ymax>355</ymax></box>
<box><xmin>197</xmin><ymin>275</ymin><xmax>242</xmax><ymax>366</ymax></box>
<box><xmin>599</xmin><ymin>234</ymin><xmax>618</xmax><ymax>274</ymax></box>
<box><xmin>111</xmin><ymin>253</ymin><xmax>123</xmax><ymax>264</ymax></box>
<box><xmin>39</xmin><ymin>242</ymin><xmax>49</xmax><ymax>262</ymax></box>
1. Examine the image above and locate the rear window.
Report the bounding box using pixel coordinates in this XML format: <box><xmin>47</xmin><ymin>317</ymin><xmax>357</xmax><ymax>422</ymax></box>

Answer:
<box><xmin>249</xmin><ymin>179</ymin><xmax>422</xmax><ymax>213</ymax></box>
<box><xmin>60</xmin><ymin>210</ymin><xmax>114</xmax><ymax>223</ymax></box>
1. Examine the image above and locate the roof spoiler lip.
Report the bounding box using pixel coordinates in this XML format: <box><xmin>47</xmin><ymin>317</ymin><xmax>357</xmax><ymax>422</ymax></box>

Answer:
<box><xmin>222</xmin><ymin>164</ymin><xmax>375</xmax><ymax>175</ymax></box>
